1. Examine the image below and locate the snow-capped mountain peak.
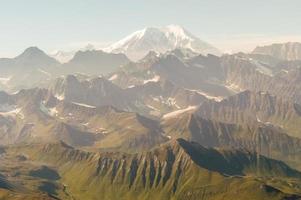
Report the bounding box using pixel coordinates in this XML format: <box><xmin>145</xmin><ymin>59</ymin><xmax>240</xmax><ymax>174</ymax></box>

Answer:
<box><xmin>104</xmin><ymin>25</ymin><xmax>221</xmax><ymax>61</ymax></box>
<box><xmin>50</xmin><ymin>44</ymin><xmax>96</xmax><ymax>63</ymax></box>
<box><xmin>105</xmin><ymin>27</ymin><xmax>165</xmax><ymax>52</ymax></box>
<box><xmin>163</xmin><ymin>24</ymin><xmax>194</xmax><ymax>40</ymax></box>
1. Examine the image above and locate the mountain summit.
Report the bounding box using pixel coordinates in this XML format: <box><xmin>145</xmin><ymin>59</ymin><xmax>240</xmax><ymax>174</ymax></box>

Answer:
<box><xmin>16</xmin><ymin>46</ymin><xmax>59</xmax><ymax>66</ymax></box>
<box><xmin>104</xmin><ymin>25</ymin><xmax>221</xmax><ymax>61</ymax></box>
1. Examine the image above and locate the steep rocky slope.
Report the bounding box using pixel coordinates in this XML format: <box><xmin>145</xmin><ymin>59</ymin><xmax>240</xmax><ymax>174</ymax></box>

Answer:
<box><xmin>0</xmin><ymin>88</ymin><xmax>167</xmax><ymax>151</ymax></box>
<box><xmin>221</xmin><ymin>53</ymin><xmax>301</xmax><ymax>104</ymax></box>
<box><xmin>197</xmin><ymin>90</ymin><xmax>301</xmax><ymax>138</ymax></box>
<box><xmin>162</xmin><ymin>112</ymin><xmax>301</xmax><ymax>170</ymax></box>
<box><xmin>252</xmin><ymin>42</ymin><xmax>301</xmax><ymax>61</ymax></box>
<box><xmin>7</xmin><ymin>139</ymin><xmax>301</xmax><ymax>200</ymax></box>
<box><xmin>50</xmin><ymin>74</ymin><xmax>209</xmax><ymax>117</ymax></box>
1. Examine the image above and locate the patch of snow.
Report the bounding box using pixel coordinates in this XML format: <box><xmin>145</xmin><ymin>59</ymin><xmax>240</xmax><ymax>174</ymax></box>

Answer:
<box><xmin>55</xmin><ymin>94</ymin><xmax>65</xmax><ymax>101</ymax></box>
<box><xmin>161</xmin><ymin>132</ymin><xmax>172</xmax><ymax>139</ymax></box>
<box><xmin>192</xmin><ymin>63</ymin><xmax>205</xmax><ymax>68</ymax></box>
<box><xmin>109</xmin><ymin>74</ymin><xmax>118</xmax><ymax>81</ymax></box>
<box><xmin>0</xmin><ymin>76</ymin><xmax>12</xmax><ymax>85</ymax></box>
<box><xmin>166</xmin><ymin>97</ymin><xmax>180</xmax><ymax>109</ymax></box>
<box><xmin>225</xmin><ymin>83</ymin><xmax>243</xmax><ymax>93</ymax></box>
<box><xmin>151</xmin><ymin>96</ymin><xmax>180</xmax><ymax>109</ymax></box>
<box><xmin>12</xmin><ymin>90</ymin><xmax>20</xmax><ymax>95</ymax></box>
<box><xmin>162</xmin><ymin>106</ymin><xmax>197</xmax><ymax>119</ymax></box>
<box><xmin>143</xmin><ymin>75</ymin><xmax>160</xmax><ymax>84</ymax></box>
<box><xmin>38</xmin><ymin>69</ymin><xmax>52</xmax><ymax>77</ymax></box>
<box><xmin>256</xmin><ymin>115</ymin><xmax>262</xmax><ymax>123</ymax></box>
<box><xmin>72</xmin><ymin>102</ymin><xmax>96</xmax><ymax>108</ymax></box>
<box><xmin>260</xmin><ymin>91</ymin><xmax>267</xmax><ymax>95</ymax></box>
<box><xmin>188</xmin><ymin>89</ymin><xmax>224</xmax><ymax>101</ymax></box>
<box><xmin>0</xmin><ymin>107</ymin><xmax>24</xmax><ymax>119</ymax></box>
<box><xmin>49</xmin><ymin>107</ymin><xmax>58</xmax><ymax>117</ymax></box>
<box><xmin>281</xmin><ymin>69</ymin><xmax>289</xmax><ymax>74</ymax></box>
<box><xmin>198</xmin><ymin>92</ymin><xmax>223</xmax><ymax>101</ymax></box>
<box><xmin>152</xmin><ymin>97</ymin><xmax>160</xmax><ymax>102</ymax></box>
<box><xmin>146</xmin><ymin>104</ymin><xmax>160</xmax><ymax>112</ymax></box>
<box><xmin>83</xmin><ymin>122</ymin><xmax>90</xmax><ymax>126</ymax></box>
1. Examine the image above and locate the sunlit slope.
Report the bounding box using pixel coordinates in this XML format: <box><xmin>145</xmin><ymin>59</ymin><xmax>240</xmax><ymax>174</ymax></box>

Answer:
<box><xmin>8</xmin><ymin>139</ymin><xmax>301</xmax><ymax>200</ymax></box>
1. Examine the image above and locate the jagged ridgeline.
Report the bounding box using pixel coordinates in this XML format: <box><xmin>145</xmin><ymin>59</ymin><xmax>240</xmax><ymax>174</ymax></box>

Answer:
<box><xmin>1</xmin><ymin>23</ymin><xmax>301</xmax><ymax>200</ymax></box>
<box><xmin>5</xmin><ymin>139</ymin><xmax>301</xmax><ymax>200</ymax></box>
<box><xmin>162</xmin><ymin>90</ymin><xmax>301</xmax><ymax>171</ymax></box>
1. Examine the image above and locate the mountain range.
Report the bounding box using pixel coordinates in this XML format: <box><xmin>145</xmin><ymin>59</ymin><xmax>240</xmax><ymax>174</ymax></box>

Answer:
<box><xmin>0</xmin><ymin>25</ymin><xmax>301</xmax><ymax>199</ymax></box>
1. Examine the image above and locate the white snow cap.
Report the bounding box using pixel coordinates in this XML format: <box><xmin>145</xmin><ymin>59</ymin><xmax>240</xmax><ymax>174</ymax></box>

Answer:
<box><xmin>104</xmin><ymin>25</ymin><xmax>221</xmax><ymax>61</ymax></box>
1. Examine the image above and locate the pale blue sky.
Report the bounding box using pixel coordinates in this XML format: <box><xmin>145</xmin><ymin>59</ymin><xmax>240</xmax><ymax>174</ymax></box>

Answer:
<box><xmin>0</xmin><ymin>0</ymin><xmax>300</xmax><ymax>56</ymax></box>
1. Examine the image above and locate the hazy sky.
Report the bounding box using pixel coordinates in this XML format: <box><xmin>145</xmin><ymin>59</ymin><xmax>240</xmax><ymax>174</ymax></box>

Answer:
<box><xmin>0</xmin><ymin>0</ymin><xmax>300</xmax><ymax>57</ymax></box>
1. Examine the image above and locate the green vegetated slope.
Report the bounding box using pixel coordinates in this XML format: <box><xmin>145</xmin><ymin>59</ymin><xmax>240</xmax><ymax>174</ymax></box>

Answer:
<box><xmin>8</xmin><ymin>139</ymin><xmax>301</xmax><ymax>200</ymax></box>
<box><xmin>0</xmin><ymin>176</ymin><xmax>56</xmax><ymax>200</ymax></box>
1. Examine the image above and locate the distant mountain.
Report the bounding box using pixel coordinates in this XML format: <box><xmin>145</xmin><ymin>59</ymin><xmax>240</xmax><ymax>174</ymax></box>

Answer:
<box><xmin>15</xmin><ymin>47</ymin><xmax>59</xmax><ymax>66</ymax></box>
<box><xmin>62</xmin><ymin>50</ymin><xmax>130</xmax><ymax>75</ymax></box>
<box><xmin>50</xmin><ymin>44</ymin><xmax>96</xmax><ymax>63</ymax></box>
<box><xmin>50</xmin><ymin>50</ymin><xmax>76</xmax><ymax>63</ymax></box>
<box><xmin>252</xmin><ymin>42</ymin><xmax>301</xmax><ymax>60</ymax></box>
<box><xmin>197</xmin><ymin>90</ymin><xmax>301</xmax><ymax>139</ymax></box>
<box><xmin>104</xmin><ymin>25</ymin><xmax>221</xmax><ymax>61</ymax></box>
<box><xmin>0</xmin><ymin>47</ymin><xmax>59</xmax><ymax>75</ymax></box>
<box><xmin>0</xmin><ymin>47</ymin><xmax>130</xmax><ymax>92</ymax></box>
<box><xmin>0</xmin><ymin>47</ymin><xmax>60</xmax><ymax>92</ymax></box>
